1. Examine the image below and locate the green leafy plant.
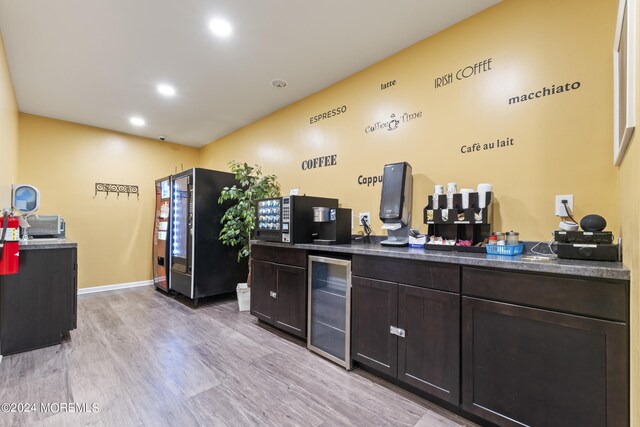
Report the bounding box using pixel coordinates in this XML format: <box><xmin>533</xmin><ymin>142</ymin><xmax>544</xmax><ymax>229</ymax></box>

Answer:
<box><xmin>218</xmin><ymin>161</ymin><xmax>280</xmax><ymax>285</ymax></box>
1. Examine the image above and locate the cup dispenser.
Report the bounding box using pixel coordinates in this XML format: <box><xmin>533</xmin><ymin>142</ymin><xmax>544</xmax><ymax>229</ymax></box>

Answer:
<box><xmin>379</xmin><ymin>162</ymin><xmax>412</xmax><ymax>246</ymax></box>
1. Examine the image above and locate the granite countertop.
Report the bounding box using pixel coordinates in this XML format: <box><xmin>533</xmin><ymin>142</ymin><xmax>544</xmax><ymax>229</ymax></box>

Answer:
<box><xmin>252</xmin><ymin>240</ymin><xmax>630</xmax><ymax>281</ymax></box>
<box><xmin>19</xmin><ymin>239</ymin><xmax>77</xmax><ymax>250</ymax></box>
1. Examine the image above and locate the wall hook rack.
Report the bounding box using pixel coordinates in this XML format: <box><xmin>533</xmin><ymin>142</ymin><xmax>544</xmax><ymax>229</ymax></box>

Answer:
<box><xmin>94</xmin><ymin>183</ymin><xmax>139</xmax><ymax>200</ymax></box>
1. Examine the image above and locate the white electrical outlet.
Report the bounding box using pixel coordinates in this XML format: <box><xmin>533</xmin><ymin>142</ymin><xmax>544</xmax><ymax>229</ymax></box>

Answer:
<box><xmin>359</xmin><ymin>212</ymin><xmax>371</xmax><ymax>227</ymax></box>
<box><xmin>555</xmin><ymin>195</ymin><xmax>574</xmax><ymax>217</ymax></box>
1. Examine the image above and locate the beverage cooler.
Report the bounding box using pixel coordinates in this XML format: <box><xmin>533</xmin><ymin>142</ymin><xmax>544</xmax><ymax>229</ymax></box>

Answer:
<box><xmin>307</xmin><ymin>255</ymin><xmax>352</xmax><ymax>369</ymax></box>
<box><xmin>152</xmin><ymin>177</ymin><xmax>172</xmax><ymax>291</ymax></box>
<box><xmin>168</xmin><ymin>168</ymin><xmax>248</xmax><ymax>307</ymax></box>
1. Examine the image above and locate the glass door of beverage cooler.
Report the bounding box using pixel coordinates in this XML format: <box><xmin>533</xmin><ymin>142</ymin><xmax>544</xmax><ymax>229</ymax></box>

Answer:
<box><xmin>153</xmin><ymin>178</ymin><xmax>171</xmax><ymax>291</ymax></box>
<box><xmin>307</xmin><ymin>256</ymin><xmax>352</xmax><ymax>369</ymax></box>
<box><xmin>171</xmin><ymin>174</ymin><xmax>193</xmax><ymax>275</ymax></box>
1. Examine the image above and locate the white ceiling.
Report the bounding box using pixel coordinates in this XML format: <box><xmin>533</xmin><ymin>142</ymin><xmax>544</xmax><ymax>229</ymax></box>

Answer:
<box><xmin>0</xmin><ymin>0</ymin><xmax>501</xmax><ymax>147</ymax></box>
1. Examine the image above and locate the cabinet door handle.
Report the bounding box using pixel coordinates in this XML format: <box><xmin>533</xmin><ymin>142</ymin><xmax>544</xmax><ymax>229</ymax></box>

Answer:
<box><xmin>390</xmin><ymin>326</ymin><xmax>405</xmax><ymax>338</ymax></box>
<box><xmin>270</xmin><ymin>291</ymin><xmax>277</xmax><ymax>299</ymax></box>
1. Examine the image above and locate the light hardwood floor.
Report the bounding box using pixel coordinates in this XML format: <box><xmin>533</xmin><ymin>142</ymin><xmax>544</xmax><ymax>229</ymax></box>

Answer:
<box><xmin>0</xmin><ymin>286</ymin><xmax>478</xmax><ymax>427</ymax></box>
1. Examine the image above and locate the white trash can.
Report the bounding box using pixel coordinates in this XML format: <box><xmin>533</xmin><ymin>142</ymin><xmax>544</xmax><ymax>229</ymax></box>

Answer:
<box><xmin>236</xmin><ymin>283</ymin><xmax>251</xmax><ymax>312</ymax></box>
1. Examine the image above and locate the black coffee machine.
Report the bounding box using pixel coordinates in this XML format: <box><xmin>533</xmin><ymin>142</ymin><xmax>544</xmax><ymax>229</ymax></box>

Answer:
<box><xmin>311</xmin><ymin>207</ymin><xmax>352</xmax><ymax>245</ymax></box>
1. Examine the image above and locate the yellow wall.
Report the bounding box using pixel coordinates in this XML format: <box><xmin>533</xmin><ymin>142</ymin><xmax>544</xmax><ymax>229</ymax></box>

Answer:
<box><xmin>17</xmin><ymin>114</ymin><xmax>199</xmax><ymax>288</ymax></box>
<box><xmin>200</xmin><ymin>0</ymin><xmax>618</xmax><ymax>240</ymax></box>
<box><xmin>0</xmin><ymin>32</ymin><xmax>19</xmax><ymax>209</ymax></box>
<box><xmin>7</xmin><ymin>0</ymin><xmax>637</xmax><ymax>419</ymax></box>
<box><xmin>618</xmin><ymin>0</ymin><xmax>640</xmax><ymax>423</ymax></box>
<box><xmin>620</xmin><ymin>134</ymin><xmax>639</xmax><ymax>425</ymax></box>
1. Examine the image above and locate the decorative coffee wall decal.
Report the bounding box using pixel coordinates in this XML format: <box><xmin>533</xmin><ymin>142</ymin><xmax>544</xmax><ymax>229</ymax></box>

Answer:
<box><xmin>508</xmin><ymin>81</ymin><xmax>581</xmax><ymax>105</ymax></box>
<box><xmin>434</xmin><ymin>58</ymin><xmax>493</xmax><ymax>89</ymax></box>
<box><xmin>364</xmin><ymin>111</ymin><xmax>423</xmax><ymax>134</ymax></box>
<box><xmin>301</xmin><ymin>154</ymin><xmax>337</xmax><ymax>170</ymax></box>
<box><xmin>460</xmin><ymin>138</ymin><xmax>515</xmax><ymax>154</ymax></box>
<box><xmin>309</xmin><ymin>105</ymin><xmax>347</xmax><ymax>124</ymax></box>
<box><xmin>357</xmin><ymin>174</ymin><xmax>384</xmax><ymax>187</ymax></box>
<box><xmin>380</xmin><ymin>79</ymin><xmax>397</xmax><ymax>90</ymax></box>
<box><xmin>613</xmin><ymin>0</ymin><xmax>636</xmax><ymax>166</ymax></box>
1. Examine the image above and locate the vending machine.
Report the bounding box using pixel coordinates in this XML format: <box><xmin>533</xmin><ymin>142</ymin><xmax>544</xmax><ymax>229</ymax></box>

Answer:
<box><xmin>170</xmin><ymin>168</ymin><xmax>247</xmax><ymax>307</ymax></box>
<box><xmin>152</xmin><ymin>177</ymin><xmax>172</xmax><ymax>292</ymax></box>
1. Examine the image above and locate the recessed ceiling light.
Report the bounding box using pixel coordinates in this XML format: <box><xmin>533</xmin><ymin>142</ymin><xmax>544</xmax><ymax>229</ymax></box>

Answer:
<box><xmin>157</xmin><ymin>84</ymin><xmax>176</xmax><ymax>97</ymax></box>
<box><xmin>271</xmin><ymin>79</ymin><xmax>287</xmax><ymax>88</ymax></box>
<box><xmin>209</xmin><ymin>18</ymin><xmax>232</xmax><ymax>37</ymax></box>
<box><xmin>130</xmin><ymin>117</ymin><xmax>145</xmax><ymax>127</ymax></box>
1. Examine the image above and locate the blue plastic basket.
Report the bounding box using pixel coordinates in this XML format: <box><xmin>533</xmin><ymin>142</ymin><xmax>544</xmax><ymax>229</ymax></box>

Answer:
<box><xmin>485</xmin><ymin>243</ymin><xmax>524</xmax><ymax>256</ymax></box>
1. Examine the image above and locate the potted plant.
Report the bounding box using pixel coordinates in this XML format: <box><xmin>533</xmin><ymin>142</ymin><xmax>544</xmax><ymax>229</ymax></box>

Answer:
<box><xmin>218</xmin><ymin>161</ymin><xmax>280</xmax><ymax>311</ymax></box>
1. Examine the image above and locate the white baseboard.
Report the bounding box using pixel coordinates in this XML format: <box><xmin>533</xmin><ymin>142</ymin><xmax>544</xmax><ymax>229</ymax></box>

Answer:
<box><xmin>78</xmin><ymin>280</ymin><xmax>153</xmax><ymax>295</ymax></box>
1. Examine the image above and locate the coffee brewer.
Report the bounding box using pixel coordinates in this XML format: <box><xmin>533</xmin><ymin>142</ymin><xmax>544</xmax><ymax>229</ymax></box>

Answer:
<box><xmin>311</xmin><ymin>207</ymin><xmax>351</xmax><ymax>245</ymax></box>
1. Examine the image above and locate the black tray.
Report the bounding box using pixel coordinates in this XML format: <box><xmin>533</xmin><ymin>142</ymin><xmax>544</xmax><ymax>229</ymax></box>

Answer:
<box><xmin>424</xmin><ymin>244</ymin><xmax>456</xmax><ymax>252</ymax></box>
<box><xmin>424</xmin><ymin>245</ymin><xmax>486</xmax><ymax>253</ymax></box>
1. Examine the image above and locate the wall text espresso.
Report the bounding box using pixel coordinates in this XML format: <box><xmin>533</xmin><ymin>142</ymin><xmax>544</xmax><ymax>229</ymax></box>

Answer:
<box><xmin>309</xmin><ymin>105</ymin><xmax>347</xmax><ymax>124</ymax></box>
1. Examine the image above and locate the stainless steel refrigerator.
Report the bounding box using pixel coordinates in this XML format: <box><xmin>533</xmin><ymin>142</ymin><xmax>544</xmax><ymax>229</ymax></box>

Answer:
<box><xmin>169</xmin><ymin>168</ymin><xmax>248</xmax><ymax>307</ymax></box>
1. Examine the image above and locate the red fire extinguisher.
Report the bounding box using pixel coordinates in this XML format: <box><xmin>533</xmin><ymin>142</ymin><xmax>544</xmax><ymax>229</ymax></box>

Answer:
<box><xmin>0</xmin><ymin>212</ymin><xmax>20</xmax><ymax>275</ymax></box>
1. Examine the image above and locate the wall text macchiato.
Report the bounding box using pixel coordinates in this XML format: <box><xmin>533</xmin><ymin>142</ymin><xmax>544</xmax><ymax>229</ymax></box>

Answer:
<box><xmin>508</xmin><ymin>81</ymin><xmax>581</xmax><ymax>105</ymax></box>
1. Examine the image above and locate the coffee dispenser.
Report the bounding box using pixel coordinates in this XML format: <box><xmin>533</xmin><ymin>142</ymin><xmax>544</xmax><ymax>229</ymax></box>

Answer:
<box><xmin>379</xmin><ymin>162</ymin><xmax>412</xmax><ymax>246</ymax></box>
<box><xmin>312</xmin><ymin>207</ymin><xmax>351</xmax><ymax>245</ymax></box>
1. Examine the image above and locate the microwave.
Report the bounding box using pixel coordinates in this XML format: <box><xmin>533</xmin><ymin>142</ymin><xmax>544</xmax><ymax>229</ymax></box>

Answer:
<box><xmin>255</xmin><ymin>195</ymin><xmax>338</xmax><ymax>243</ymax></box>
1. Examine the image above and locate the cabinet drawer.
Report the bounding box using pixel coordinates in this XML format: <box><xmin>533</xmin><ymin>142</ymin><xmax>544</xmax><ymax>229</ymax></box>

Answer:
<box><xmin>462</xmin><ymin>267</ymin><xmax>627</xmax><ymax>322</ymax></box>
<box><xmin>251</xmin><ymin>245</ymin><xmax>307</xmax><ymax>267</ymax></box>
<box><xmin>352</xmin><ymin>255</ymin><xmax>459</xmax><ymax>292</ymax></box>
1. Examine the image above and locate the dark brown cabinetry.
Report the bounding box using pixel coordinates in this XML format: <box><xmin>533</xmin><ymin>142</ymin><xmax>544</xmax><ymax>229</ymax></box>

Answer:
<box><xmin>0</xmin><ymin>246</ymin><xmax>78</xmax><ymax>355</ymax></box>
<box><xmin>352</xmin><ymin>276</ymin><xmax>398</xmax><ymax>377</ymax></box>
<box><xmin>352</xmin><ymin>255</ymin><xmax>460</xmax><ymax>404</ymax></box>
<box><xmin>462</xmin><ymin>267</ymin><xmax>628</xmax><ymax>427</ymax></box>
<box><xmin>250</xmin><ymin>245</ymin><xmax>307</xmax><ymax>339</ymax></box>
<box><xmin>273</xmin><ymin>264</ymin><xmax>306</xmax><ymax>336</ymax></box>
<box><xmin>398</xmin><ymin>284</ymin><xmax>459</xmax><ymax>403</ymax></box>
<box><xmin>251</xmin><ymin>243</ymin><xmax>630</xmax><ymax>427</ymax></box>
<box><xmin>250</xmin><ymin>260</ymin><xmax>276</xmax><ymax>323</ymax></box>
